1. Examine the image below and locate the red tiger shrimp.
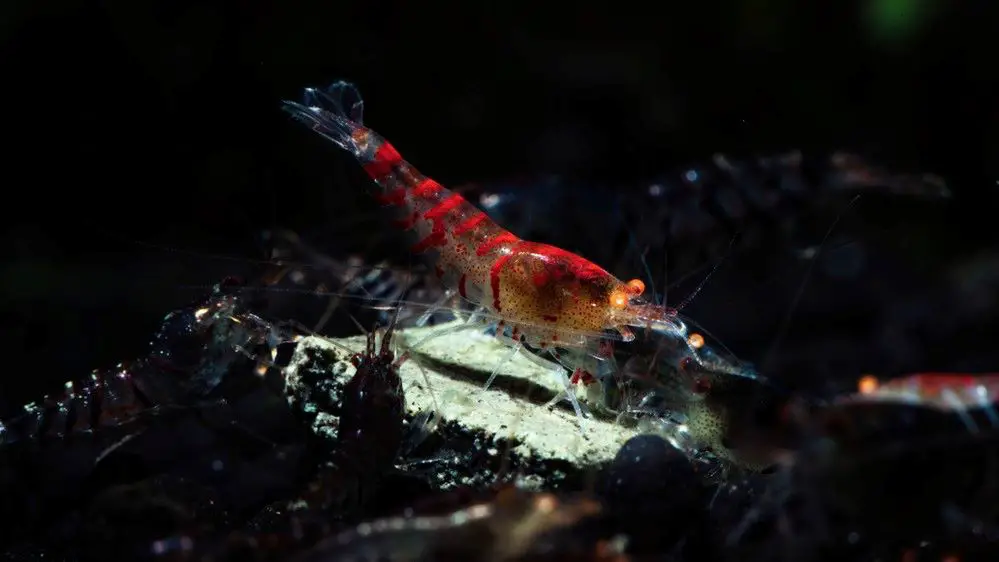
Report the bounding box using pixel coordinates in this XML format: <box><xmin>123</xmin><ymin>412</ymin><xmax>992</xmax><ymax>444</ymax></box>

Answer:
<box><xmin>282</xmin><ymin>81</ymin><xmax>693</xmax><ymax>424</ymax></box>
<box><xmin>848</xmin><ymin>372</ymin><xmax>999</xmax><ymax>430</ymax></box>
<box><xmin>853</xmin><ymin>372</ymin><xmax>999</xmax><ymax>405</ymax></box>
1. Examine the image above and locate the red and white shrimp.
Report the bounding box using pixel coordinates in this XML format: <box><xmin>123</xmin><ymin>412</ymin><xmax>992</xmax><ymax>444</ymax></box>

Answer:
<box><xmin>848</xmin><ymin>372</ymin><xmax>999</xmax><ymax>429</ymax></box>
<box><xmin>282</xmin><ymin>82</ymin><xmax>686</xmax><ymax>349</ymax></box>
<box><xmin>853</xmin><ymin>372</ymin><xmax>999</xmax><ymax>401</ymax></box>
<box><xmin>725</xmin><ymin>372</ymin><xmax>999</xmax><ymax>555</ymax></box>
<box><xmin>282</xmin><ymin>82</ymin><xmax>694</xmax><ymax>420</ymax></box>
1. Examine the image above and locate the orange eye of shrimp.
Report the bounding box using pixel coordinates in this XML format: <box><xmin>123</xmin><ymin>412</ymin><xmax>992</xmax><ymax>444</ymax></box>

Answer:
<box><xmin>609</xmin><ymin>289</ymin><xmax>630</xmax><ymax>309</ymax></box>
<box><xmin>857</xmin><ymin>374</ymin><xmax>880</xmax><ymax>395</ymax></box>
<box><xmin>626</xmin><ymin>278</ymin><xmax>645</xmax><ymax>295</ymax></box>
<box><xmin>687</xmin><ymin>332</ymin><xmax>705</xmax><ymax>349</ymax></box>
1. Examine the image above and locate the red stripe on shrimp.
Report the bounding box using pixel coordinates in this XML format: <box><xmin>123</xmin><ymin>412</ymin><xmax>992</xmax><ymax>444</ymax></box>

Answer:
<box><xmin>409</xmin><ymin>194</ymin><xmax>466</xmax><ymax>252</ymax></box>
<box><xmin>411</xmin><ymin>225</ymin><xmax>447</xmax><ymax>253</ymax></box>
<box><xmin>411</xmin><ymin>178</ymin><xmax>444</xmax><ymax>199</ymax></box>
<box><xmin>423</xmin><ymin>194</ymin><xmax>465</xmax><ymax>220</ymax></box>
<box><xmin>453</xmin><ymin>213</ymin><xmax>488</xmax><ymax>236</ymax></box>
<box><xmin>476</xmin><ymin>231</ymin><xmax>519</xmax><ymax>256</ymax></box>
<box><xmin>363</xmin><ymin>142</ymin><xmax>403</xmax><ymax>178</ymax></box>
<box><xmin>489</xmin><ymin>249</ymin><xmax>520</xmax><ymax>312</ymax></box>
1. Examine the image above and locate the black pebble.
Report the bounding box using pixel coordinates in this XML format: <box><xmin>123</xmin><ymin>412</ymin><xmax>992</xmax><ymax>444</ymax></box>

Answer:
<box><xmin>600</xmin><ymin>434</ymin><xmax>705</xmax><ymax>553</ymax></box>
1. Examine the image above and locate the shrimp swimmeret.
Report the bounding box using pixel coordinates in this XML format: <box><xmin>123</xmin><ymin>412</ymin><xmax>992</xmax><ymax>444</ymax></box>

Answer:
<box><xmin>281</xmin><ymin>81</ymin><xmax>694</xmax><ymax>424</ymax></box>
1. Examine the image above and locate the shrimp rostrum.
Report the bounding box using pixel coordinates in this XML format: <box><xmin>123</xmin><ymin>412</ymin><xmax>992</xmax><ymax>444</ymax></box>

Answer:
<box><xmin>281</xmin><ymin>83</ymin><xmax>690</xmax><ymax>363</ymax></box>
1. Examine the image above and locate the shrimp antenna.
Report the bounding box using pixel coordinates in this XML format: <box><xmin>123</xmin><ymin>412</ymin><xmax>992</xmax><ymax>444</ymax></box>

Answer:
<box><xmin>661</xmin><ymin>247</ymin><xmax>668</xmax><ymax>307</ymax></box>
<box><xmin>674</xmin><ymin>232</ymin><xmax>740</xmax><ymax>313</ymax></box>
<box><xmin>387</xmin><ymin>286</ymin><xmax>443</xmax><ymax>429</ymax></box>
<box><xmin>385</xmin><ymin>284</ymin><xmax>411</xmax><ymax>334</ymax></box>
<box><xmin>616</xmin><ymin>195</ymin><xmax>658</xmax><ymax>304</ymax></box>
<box><xmin>762</xmin><ymin>194</ymin><xmax>862</xmax><ymax>372</ymax></box>
<box><xmin>346</xmin><ymin>312</ymin><xmax>369</xmax><ymax>336</ymax></box>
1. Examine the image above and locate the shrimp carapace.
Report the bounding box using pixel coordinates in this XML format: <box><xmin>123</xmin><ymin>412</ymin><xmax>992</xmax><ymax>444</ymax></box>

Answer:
<box><xmin>282</xmin><ymin>82</ymin><xmax>687</xmax><ymax>350</ymax></box>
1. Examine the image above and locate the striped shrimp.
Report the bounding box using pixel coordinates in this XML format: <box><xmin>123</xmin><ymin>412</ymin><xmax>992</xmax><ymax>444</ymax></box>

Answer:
<box><xmin>282</xmin><ymin>81</ymin><xmax>694</xmax><ymax>422</ymax></box>
<box><xmin>845</xmin><ymin>372</ymin><xmax>999</xmax><ymax>433</ymax></box>
<box><xmin>725</xmin><ymin>372</ymin><xmax>999</xmax><ymax>559</ymax></box>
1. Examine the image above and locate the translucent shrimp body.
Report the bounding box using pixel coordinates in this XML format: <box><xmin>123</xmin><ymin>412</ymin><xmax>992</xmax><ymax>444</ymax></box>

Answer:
<box><xmin>282</xmin><ymin>83</ymin><xmax>687</xmax><ymax>352</ymax></box>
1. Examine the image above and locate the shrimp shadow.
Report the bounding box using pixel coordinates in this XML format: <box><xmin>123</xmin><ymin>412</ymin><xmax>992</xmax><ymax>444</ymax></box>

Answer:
<box><xmin>404</xmin><ymin>353</ymin><xmax>573</xmax><ymax>412</ymax></box>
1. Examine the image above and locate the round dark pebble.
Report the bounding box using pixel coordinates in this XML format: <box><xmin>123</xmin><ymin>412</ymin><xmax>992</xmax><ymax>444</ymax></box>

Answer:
<box><xmin>600</xmin><ymin>434</ymin><xmax>705</xmax><ymax>553</ymax></box>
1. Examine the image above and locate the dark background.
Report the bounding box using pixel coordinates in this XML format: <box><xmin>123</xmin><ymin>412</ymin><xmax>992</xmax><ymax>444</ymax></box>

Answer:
<box><xmin>2</xmin><ymin>0</ymin><xmax>998</xmax><ymax>408</ymax></box>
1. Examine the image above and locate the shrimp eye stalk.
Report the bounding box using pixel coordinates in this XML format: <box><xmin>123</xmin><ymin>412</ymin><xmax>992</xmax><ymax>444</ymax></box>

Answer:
<box><xmin>609</xmin><ymin>289</ymin><xmax>630</xmax><ymax>309</ymax></box>
<box><xmin>626</xmin><ymin>278</ymin><xmax>645</xmax><ymax>295</ymax></box>
<box><xmin>687</xmin><ymin>333</ymin><xmax>705</xmax><ymax>349</ymax></box>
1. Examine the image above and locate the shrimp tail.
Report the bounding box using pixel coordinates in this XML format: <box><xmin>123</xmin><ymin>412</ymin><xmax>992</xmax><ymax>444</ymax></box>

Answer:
<box><xmin>283</xmin><ymin>80</ymin><xmax>420</xmax><ymax>206</ymax></box>
<box><xmin>281</xmin><ymin>81</ymin><xmax>366</xmax><ymax>156</ymax></box>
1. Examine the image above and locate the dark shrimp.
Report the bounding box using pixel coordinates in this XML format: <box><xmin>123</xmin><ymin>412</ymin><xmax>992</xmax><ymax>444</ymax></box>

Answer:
<box><xmin>0</xmin><ymin>278</ymin><xmax>301</xmax><ymax>550</ymax></box>
<box><xmin>297</xmin><ymin>314</ymin><xmax>410</xmax><ymax>515</ymax></box>
<box><xmin>147</xmin><ymin>316</ymin><xmax>415</xmax><ymax>561</ymax></box>
<box><xmin>0</xmin><ymin>278</ymin><xmax>286</xmax><ymax>447</ymax></box>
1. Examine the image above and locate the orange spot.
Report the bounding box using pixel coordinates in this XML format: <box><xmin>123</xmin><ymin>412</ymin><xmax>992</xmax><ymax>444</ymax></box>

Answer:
<box><xmin>858</xmin><ymin>375</ymin><xmax>879</xmax><ymax>395</ymax></box>
<box><xmin>687</xmin><ymin>332</ymin><xmax>705</xmax><ymax>349</ymax></box>
<box><xmin>626</xmin><ymin>278</ymin><xmax>645</xmax><ymax>295</ymax></box>
<box><xmin>609</xmin><ymin>289</ymin><xmax>629</xmax><ymax>309</ymax></box>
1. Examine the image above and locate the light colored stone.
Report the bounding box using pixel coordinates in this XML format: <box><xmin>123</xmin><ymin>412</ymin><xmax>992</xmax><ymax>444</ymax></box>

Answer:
<box><xmin>285</xmin><ymin>320</ymin><xmax>637</xmax><ymax>467</ymax></box>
